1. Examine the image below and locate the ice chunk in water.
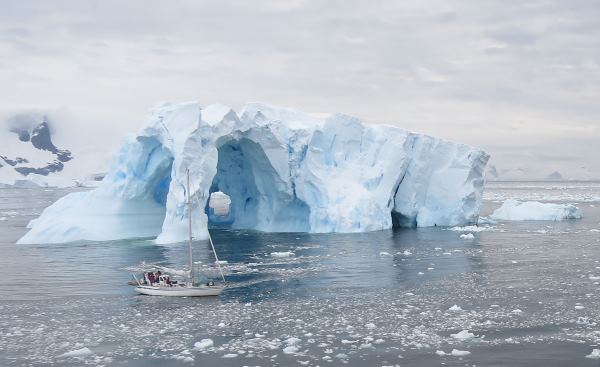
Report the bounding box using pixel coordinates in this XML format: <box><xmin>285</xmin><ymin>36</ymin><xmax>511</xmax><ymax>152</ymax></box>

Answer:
<box><xmin>58</xmin><ymin>347</ymin><xmax>93</xmax><ymax>358</ymax></box>
<box><xmin>450</xmin><ymin>330</ymin><xmax>476</xmax><ymax>341</ymax></box>
<box><xmin>491</xmin><ymin>200</ymin><xmax>582</xmax><ymax>221</ymax></box>
<box><xmin>586</xmin><ymin>349</ymin><xmax>600</xmax><ymax>359</ymax></box>
<box><xmin>194</xmin><ymin>339</ymin><xmax>214</xmax><ymax>350</ymax></box>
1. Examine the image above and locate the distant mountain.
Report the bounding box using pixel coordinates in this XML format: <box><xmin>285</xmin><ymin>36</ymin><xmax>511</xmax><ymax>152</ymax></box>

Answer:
<box><xmin>485</xmin><ymin>164</ymin><xmax>569</xmax><ymax>181</ymax></box>
<box><xmin>546</xmin><ymin>171</ymin><xmax>563</xmax><ymax>180</ymax></box>
<box><xmin>1</xmin><ymin>115</ymin><xmax>73</xmax><ymax>177</ymax></box>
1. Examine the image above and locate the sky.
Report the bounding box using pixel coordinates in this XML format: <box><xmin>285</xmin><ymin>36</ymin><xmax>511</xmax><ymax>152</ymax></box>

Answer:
<box><xmin>1</xmin><ymin>0</ymin><xmax>599</xmax><ymax>179</ymax></box>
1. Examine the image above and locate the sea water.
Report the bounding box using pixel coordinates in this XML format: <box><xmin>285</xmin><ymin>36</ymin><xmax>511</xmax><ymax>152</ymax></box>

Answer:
<box><xmin>1</xmin><ymin>182</ymin><xmax>599</xmax><ymax>366</ymax></box>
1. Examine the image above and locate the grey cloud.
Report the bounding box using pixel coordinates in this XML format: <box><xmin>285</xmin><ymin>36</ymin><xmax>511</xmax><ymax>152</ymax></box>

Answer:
<box><xmin>0</xmin><ymin>0</ymin><xmax>598</xmax><ymax>179</ymax></box>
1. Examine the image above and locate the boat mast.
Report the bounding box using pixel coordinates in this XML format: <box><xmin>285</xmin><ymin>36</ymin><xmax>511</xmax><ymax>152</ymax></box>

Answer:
<box><xmin>187</xmin><ymin>169</ymin><xmax>194</xmax><ymax>285</ymax></box>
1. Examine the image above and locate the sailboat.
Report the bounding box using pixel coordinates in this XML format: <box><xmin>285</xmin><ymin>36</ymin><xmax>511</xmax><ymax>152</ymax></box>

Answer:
<box><xmin>133</xmin><ymin>170</ymin><xmax>227</xmax><ymax>297</ymax></box>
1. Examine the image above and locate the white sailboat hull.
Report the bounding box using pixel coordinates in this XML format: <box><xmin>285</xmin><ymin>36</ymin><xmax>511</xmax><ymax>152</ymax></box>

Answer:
<box><xmin>135</xmin><ymin>285</ymin><xmax>224</xmax><ymax>297</ymax></box>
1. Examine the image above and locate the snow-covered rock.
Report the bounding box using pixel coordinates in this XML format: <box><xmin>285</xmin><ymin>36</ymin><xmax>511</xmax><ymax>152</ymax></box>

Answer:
<box><xmin>0</xmin><ymin>116</ymin><xmax>73</xmax><ymax>178</ymax></box>
<box><xmin>18</xmin><ymin>102</ymin><xmax>489</xmax><ymax>244</ymax></box>
<box><xmin>491</xmin><ymin>199</ymin><xmax>582</xmax><ymax>221</ymax></box>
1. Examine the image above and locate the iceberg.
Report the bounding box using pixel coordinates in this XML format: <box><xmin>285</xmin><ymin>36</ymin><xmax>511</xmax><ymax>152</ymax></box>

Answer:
<box><xmin>491</xmin><ymin>199</ymin><xmax>582</xmax><ymax>221</ymax></box>
<box><xmin>17</xmin><ymin>102</ymin><xmax>489</xmax><ymax>244</ymax></box>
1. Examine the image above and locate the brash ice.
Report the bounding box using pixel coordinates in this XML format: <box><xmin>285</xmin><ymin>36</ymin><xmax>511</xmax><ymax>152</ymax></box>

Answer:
<box><xmin>17</xmin><ymin>102</ymin><xmax>489</xmax><ymax>244</ymax></box>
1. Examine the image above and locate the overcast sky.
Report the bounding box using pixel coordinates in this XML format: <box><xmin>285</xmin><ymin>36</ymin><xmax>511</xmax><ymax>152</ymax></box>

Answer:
<box><xmin>1</xmin><ymin>0</ymin><xmax>599</xmax><ymax>179</ymax></box>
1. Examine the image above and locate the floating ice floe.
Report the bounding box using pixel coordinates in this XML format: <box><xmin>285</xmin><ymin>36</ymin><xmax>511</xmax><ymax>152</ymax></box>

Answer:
<box><xmin>448</xmin><ymin>225</ymin><xmax>494</xmax><ymax>232</ymax></box>
<box><xmin>451</xmin><ymin>349</ymin><xmax>471</xmax><ymax>356</ymax></box>
<box><xmin>586</xmin><ymin>349</ymin><xmax>600</xmax><ymax>359</ymax></box>
<box><xmin>271</xmin><ymin>251</ymin><xmax>295</xmax><ymax>258</ymax></box>
<box><xmin>279</xmin><ymin>339</ymin><xmax>301</xmax><ymax>354</ymax></box>
<box><xmin>283</xmin><ymin>346</ymin><xmax>299</xmax><ymax>354</ymax></box>
<box><xmin>436</xmin><ymin>349</ymin><xmax>471</xmax><ymax>357</ymax></box>
<box><xmin>459</xmin><ymin>233</ymin><xmax>474</xmax><ymax>240</ymax></box>
<box><xmin>58</xmin><ymin>347</ymin><xmax>93</xmax><ymax>358</ymax></box>
<box><xmin>490</xmin><ymin>199</ymin><xmax>582</xmax><ymax>221</ymax></box>
<box><xmin>285</xmin><ymin>337</ymin><xmax>301</xmax><ymax>345</ymax></box>
<box><xmin>194</xmin><ymin>339</ymin><xmax>214</xmax><ymax>350</ymax></box>
<box><xmin>450</xmin><ymin>330</ymin><xmax>476</xmax><ymax>341</ymax></box>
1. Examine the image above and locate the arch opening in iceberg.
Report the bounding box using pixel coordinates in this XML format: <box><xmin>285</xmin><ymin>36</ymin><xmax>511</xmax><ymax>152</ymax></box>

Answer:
<box><xmin>208</xmin><ymin>137</ymin><xmax>310</xmax><ymax>232</ymax></box>
<box><xmin>205</xmin><ymin>191</ymin><xmax>233</xmax><ymax>227</ymax></box>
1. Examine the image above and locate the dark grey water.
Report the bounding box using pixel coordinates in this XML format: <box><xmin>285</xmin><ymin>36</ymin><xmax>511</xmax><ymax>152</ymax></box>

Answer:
<box><xmin>1</xmin><ymin>183</ymin><xmax>600</xmax><ymax>366</ymax></box>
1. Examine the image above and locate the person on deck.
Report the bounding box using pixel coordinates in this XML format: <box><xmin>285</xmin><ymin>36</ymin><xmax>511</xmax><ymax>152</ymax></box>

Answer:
<box><xmin>147</xmin><ymin>272</ymin><xmax>156</xmax><ymax>285</ymax></box>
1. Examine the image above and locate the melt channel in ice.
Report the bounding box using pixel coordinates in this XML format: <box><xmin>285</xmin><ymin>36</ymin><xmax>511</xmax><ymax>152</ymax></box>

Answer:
<box><xmin>18</xmin><ymin>102</ymin><xmax>489</xmax><ymax>244</ymax></box>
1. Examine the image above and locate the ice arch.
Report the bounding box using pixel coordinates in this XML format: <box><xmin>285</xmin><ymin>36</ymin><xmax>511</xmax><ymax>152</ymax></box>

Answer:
<box><xmin>207</xmin><ymin>138</ymin><xmax>310</xmax><ymax>232</ymax></box>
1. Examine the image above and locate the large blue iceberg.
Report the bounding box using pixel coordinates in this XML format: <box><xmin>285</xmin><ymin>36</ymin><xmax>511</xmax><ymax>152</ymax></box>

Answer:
<box><xmin>18</xmin><ymin>102</ymin><xmax>489</xmax><ymax>244</ymax></box>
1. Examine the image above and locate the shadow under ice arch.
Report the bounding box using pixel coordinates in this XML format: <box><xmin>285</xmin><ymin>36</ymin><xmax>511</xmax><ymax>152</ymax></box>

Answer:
<box><xmin>207</xmin><ymin>137</ymin><xmax>310</xmax><ymax>232</ymax></box>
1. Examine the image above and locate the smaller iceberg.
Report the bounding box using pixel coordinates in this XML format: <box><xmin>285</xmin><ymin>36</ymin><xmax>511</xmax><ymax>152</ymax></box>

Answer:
<box><xmin>491</xmin><ymin>199</ymin><xmax>582</xmax><ymax>221</ymax></box>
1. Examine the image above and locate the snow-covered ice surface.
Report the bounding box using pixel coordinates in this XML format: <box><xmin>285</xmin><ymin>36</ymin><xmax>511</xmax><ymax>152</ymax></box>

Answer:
<box><xmin>2</xmin><ymin>181</ymin><xmax>600</xmax><ymax>366</ymax></box>
<box><xmin>18</xmin><ymin>102</ymin><xmax>489</xmax><ymax>244</ymax></box>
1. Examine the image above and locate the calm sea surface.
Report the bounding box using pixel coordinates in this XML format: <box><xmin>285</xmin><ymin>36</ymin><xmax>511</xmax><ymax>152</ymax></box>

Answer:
<box><xmin>1</xmin><ymin>182</ymin><xmax>599</xmax><ymax>366</ymax></box>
